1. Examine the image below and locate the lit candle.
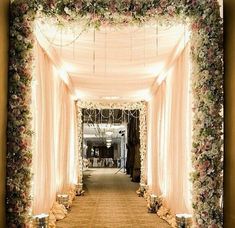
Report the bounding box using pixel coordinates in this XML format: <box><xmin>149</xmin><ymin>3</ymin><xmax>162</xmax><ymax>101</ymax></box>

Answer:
<box><xmin>33</xmin><ymin>213</ymin><xmax>49</xmax><ymax>227</ymax></box>
<box><xmin>175</xmin><ymin>214</ymin><xmax>192</xmax><ymax>228</ymax></box>
<box><xmin>150</xmin><ymin>194</ymin><xmax>157</xmax><ymax>204</ymax></box>
<box><xmin>140</xmin><ymin>183</ymin><xmax>145</xmax><ymax>192</ymax></box>
<box><xmin>57</xmin><ymin>194</ymin><xmax>69</xmax><ymax>208</ymax></box>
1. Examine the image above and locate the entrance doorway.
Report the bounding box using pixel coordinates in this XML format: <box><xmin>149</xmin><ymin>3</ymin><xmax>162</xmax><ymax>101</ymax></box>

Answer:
<box><xmin>82</xmin><ymin>108</ymin><xmax>141</xmax><ymax>183</ymax></box>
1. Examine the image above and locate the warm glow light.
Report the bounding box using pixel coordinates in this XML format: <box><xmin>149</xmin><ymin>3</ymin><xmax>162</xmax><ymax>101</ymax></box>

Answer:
<box><xmin>147</xmin><ymin>63</ymin><xmax>164</xmax><ymax>76</ymax></box>
<box><xmin>84</xmin><ymin>134</ymin><xmax>96</xmax><ymax>138</ymax></box>
<box><xmin>95</xmin><ymin>124</ymin><xmax>125</xmax><ymax>130</ymax></box>
<box><xmin>63</xmin><ymin>62</ymin><xmax>79</xmax><ymax>73</ymax></box>
<box><xmin>76</xmin><ymin>90</ymin><xmax>86</xmax><ymax>99</ymax></box>
<box><xmin>33</xmin><ymin>213</ymin><xmax>49</xmax><ymax>219</ymax></box>
<box><xmin>156</xmin><ymin>67</ymin><xmax>174</xmax><ymax>85</ymax></box>
<box><xmin>106</xmin><ymin>139</ymin><xmax>112</xmax><ymax>142</ymax></box>
<box><xmin>132</xmin><ymin>89</ymin><xmax>152</xmax><ymax>101</ymax></box>
<box><xmin>102</xmin><ymin>96</ymin><xmax>121</xmax><ymax>100</ymax></box>
<box><xmin>58</xmin><ymin>67</ymin><xmax>69</xmax><ymax>85</ymax></box>
<box><xmin>176</xmin><ymin>214</ymin><xmax>192</xmax><ymax>218</ymax></box>
<box><xmin>105</xmin><ymin>131</ymin><xmax>113</xmax><ymax>136</ymax></box>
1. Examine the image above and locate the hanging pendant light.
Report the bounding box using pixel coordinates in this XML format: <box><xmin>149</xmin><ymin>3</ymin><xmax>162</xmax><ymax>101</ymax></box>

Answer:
<box><xmin>105</xmin><ymin>131</ymin><xmax>113</xmax><ymax>136</ymax></box>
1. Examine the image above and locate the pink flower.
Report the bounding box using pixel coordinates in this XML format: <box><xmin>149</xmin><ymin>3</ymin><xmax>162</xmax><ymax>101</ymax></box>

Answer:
<box><xmin>124</xmin><ymin>11</ymin><xmax>132</xmax><ymax>17</ymax></box>
<box><xmin>191</xmin><ymin>0</ymin><xmax>198</xmax><ymax>7</ymax></box>
<box><xmin>202</xmin><ymin>211</ymin><xmax>208</xmax><ymax>217</ymax></box>
<box><xmin>167</xmin><ymin>6</ymin><xmax>175</xmax><ymax>15</ymax></box>
<box><xmin>199</xmin><ymin>160</ymin><xmax>211</xmax><ymax>172</ymax></box>
<box><xmin>160</xmin><ymin>0</ymin><xmax>168</xmax><ymax>8</ymax></box>
<box><xmin>157</xmin><ymin>7</ymin><xmax>163</xmax><ymax>15</ymax></box>
<box><xmin>47</xmin><ymin>0</ymin><xmax>56</xmax><ymax>9</ymax></box>
<box><xmin>75</xmin><ymin>2</ymin><xmax>83</xmax><ymax>11</ymax></box>
<box><xmin>19</xmin><ymin>126</ymin><xmax>26</xmax><ymax>133</ymax></box>
<box><xmin>20</xmin><ymin>3</ymin><xmax>29</xmax><ymax>13</ymax></box>
<box><xmin>192</xmin><ymin>22</ymin><xmax>200</xmax><ymax>31</ymax></box>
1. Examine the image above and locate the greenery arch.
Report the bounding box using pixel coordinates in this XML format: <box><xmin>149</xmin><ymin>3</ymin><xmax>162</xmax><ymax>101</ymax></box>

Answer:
<box><xmin>7</xmin><ymin>0</ymin><xmax>223</xmax><ymax>227</ymax></box>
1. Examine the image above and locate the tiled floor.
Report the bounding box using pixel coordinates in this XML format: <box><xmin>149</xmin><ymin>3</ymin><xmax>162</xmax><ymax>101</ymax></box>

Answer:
<box><xmin>56</xmin><ymin>168</ymin><xmax>170</xmax><ymax>228</ymax></box>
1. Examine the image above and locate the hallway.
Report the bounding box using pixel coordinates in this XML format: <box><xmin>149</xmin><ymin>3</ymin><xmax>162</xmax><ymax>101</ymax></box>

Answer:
<box><xmin>57</xmin><ymin>169</ymin><xmax>170</xmax><ymax>228</ymax></box>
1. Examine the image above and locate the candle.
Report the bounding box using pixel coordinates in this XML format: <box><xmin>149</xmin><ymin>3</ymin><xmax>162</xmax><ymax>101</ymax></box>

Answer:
<box><xmin>147</xmin><ymin>194</ymin><xmax>158</xmax><ymax>213</ymax></box>
<box><xmin>57</xmin><ymin>194</ymin><xmax>69</xmax><ymax>208</ymax></box>
<box><xmin>140</xmin><ymin>183</ymin><xmax>145</xmax><ymax>192</ymax></box>
<box><xmin>176</xmin><ymin>214</ymin><xmax>192</xmax><ymax>228</ymax></box>
<box><xmin>150</xmin><ymin>194</ymin><xmax>157</xmax><ymax>204</ymax></box>
<box><xmin>76</xmin><ymin>182</ymin><xmax>84</xmax><ymax>196</ymax></box>
<box><xmin>33</xmin><ymin>213</ymin><xmax>49</xmax><ymax>227</ymax></box>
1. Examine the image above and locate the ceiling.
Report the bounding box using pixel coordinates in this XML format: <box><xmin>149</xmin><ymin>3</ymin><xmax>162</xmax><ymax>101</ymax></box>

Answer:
<box><xmin>35</xmin><ymin>19</ymin><xmax>188</xmax><ymax>100</ymax></box>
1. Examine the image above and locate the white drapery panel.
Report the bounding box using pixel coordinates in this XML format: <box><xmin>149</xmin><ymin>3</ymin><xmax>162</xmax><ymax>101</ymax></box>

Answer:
<box><xmin>32</xmin><ymin>42</ymin><xmax>78</xmax><ymax>214</ymax></box>
<box><xmin>148</xmin><ymin>44</ymin><xmax>192</xmax><ymax>214</ymax></box>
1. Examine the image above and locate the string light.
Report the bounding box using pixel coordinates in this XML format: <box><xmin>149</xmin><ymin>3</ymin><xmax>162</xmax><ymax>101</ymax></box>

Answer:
<box><xmin>83</xmin><ymin>109</ymin><xmax>139</xmax><ymax>139</ymax></box>
<box><xmin>35</xmin><ymin>20</ymin><xmax>88</xmax><ymax>47</ymax></box>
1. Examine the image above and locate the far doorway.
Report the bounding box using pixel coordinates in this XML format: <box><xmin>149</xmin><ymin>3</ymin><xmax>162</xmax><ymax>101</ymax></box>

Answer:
<box><xmin>82</xmin><ymin>108</ymin><xmax>141</xmax><ymax>182</ymax></box>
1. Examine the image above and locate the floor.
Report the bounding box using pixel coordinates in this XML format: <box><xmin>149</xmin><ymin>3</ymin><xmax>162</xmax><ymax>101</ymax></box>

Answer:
<box><xmin>57</xmin><ymin>168</ymin><xmax>171</xmax><ymax>228</ymax></box>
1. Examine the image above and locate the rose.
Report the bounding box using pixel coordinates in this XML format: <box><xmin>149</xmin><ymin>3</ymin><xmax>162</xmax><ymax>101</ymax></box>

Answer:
<box><xmin>75</xmin><ymin>2</ymin><xmax>83</xmax><ymax>11</ymax></box>
<box><xmin>156</xmin><ymin>7</ymin><xmax>163</xmax><ymax>15</ymax></box>
<box><xmin>20</xmin><ymin>3</ymin><xmax>29</xmax><ymax>14</ymax></box>
<box><xmin>198</xmin><ymin>160</ymin><xmax>210</xmax><ymax>172</ymax></box>
<box><xmin>47</xmin><ymin>0</ymin><xmax>56</xmax><ymax>9</ymax></box>
<box><xmin>19</xmin><ymin>126</ymin><xmax>26</xmax><ymax>133</ymax></box>
<box><xmin>202</xmin><ymin>211</ymin><xmax>209</xmax><ymax>217</ymax></box>
<box><xmin>167</xmin><ymin>6</ymin><xmax>175</xmax><ymax>16</ymax></box>
<box><xmin>191</xmin><ymin>0</ymin><xmax>198</xmax><ymax>8</ymax></box>
<box><xmin>160</xmin><ymin>0</ymin><xmax>167</xmax><ymax>8</ymax></box>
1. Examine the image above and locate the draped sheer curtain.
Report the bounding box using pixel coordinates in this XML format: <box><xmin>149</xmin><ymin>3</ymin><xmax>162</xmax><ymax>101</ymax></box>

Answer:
<box><xmin>148</xmin><ymin>44</ymin><xmax>192</xmax><ymax>214</ymax></box>
<box><xmin>32</xmin><ymin>42</ymin><xmax>78</xmax><ymax>214</ymax></box>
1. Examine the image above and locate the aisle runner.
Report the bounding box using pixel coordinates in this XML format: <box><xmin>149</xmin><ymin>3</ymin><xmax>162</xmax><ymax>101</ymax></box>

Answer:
<box><xmin>57</xmin><ymin>168</ymin><xmax>170</xmax><ymax>228</ymax></box>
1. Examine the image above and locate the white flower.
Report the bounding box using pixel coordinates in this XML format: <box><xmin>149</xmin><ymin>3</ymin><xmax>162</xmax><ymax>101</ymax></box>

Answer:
<box><xmin>198</xmin><ymin>219</ymin><xmax>204</xmax><ymax>225</ymax></box>
<box><xmin>17</xmin><ymin>35</ymin><xmax>22</xmax><ymax>41</ymax></box>
<box><xmin>64</xmin><ymin>7</ymin><xmax>72</xmax><ymax>15</ymax></box>
<box><xmin>38</xmin><ymin>5</ymin><xmax>43</xmax><ymax>11</ymax></box>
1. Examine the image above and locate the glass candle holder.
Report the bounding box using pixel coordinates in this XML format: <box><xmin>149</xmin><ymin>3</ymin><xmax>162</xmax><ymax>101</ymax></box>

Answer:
<box><xmin>176</xmin><ymin>214</ymin><xmax>192</xmax><ymax>228</ymax></box>
<box><xmin>56</xmin><ymin>194</ymin><xmax>69</xmax><ymax>208</ymax></box>
<box><xmin>33</xmin><ymin>213</ymin><xmax>49</xmax><ymax>227</ymax></box>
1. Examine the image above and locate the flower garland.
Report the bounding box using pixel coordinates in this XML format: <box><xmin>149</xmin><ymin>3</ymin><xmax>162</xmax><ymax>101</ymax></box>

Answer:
<box><xmin>75</xmin><ymin>101</ymin><xmax>84</xmax><ymax>185</ymax></box>
<box><xmin>8</xmin><ymin>0</ymin><xmax>223</xmax><ymax>227</ymax></box>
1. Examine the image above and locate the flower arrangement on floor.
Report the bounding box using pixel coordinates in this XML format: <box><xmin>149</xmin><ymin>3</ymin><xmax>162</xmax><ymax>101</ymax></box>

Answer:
<box><xmin>143</xmin><ymin>188</ymin><xmax>176</xmax><ymax>227</ymax></box>
<box><xmin>7</xmin><ymin>0</ymin><xmax>223</xmax><ymax>227</ymax></box>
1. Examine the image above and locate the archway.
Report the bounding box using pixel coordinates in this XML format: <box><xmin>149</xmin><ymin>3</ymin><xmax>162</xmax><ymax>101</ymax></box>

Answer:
<box><xmin>76</xmin><ymin>101</ymin><xmax>147</xmax><ymax>187</ymax></box>
<box><xmin>7</xmin><ymin>1</ymin><xmax>223</xmax><ymax>227</ymax></box>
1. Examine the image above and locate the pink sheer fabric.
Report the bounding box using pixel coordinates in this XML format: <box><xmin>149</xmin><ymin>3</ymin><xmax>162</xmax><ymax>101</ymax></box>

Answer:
<box><xmin>32</xmin><ymin>42</ymin><xmax>78</xmax><ymax>214</ymax></box>
<box><xmin>148</xmin><ymin>45</ymin><xmax>192</xmax><ymax>214</ymax></box>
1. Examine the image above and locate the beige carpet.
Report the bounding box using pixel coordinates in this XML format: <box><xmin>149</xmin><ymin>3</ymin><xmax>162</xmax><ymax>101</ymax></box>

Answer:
<box><xmin>56</xmin><ymin>168</ymin><xmax>170</xmax><ymax>228</ymax></box>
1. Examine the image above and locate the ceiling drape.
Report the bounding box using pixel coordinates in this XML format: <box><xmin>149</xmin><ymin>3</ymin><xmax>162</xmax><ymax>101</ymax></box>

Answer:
<box><xmin>35</xmin><ymin>21</ymin><xmax>188</xmax><ymax>100</ymax></box>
